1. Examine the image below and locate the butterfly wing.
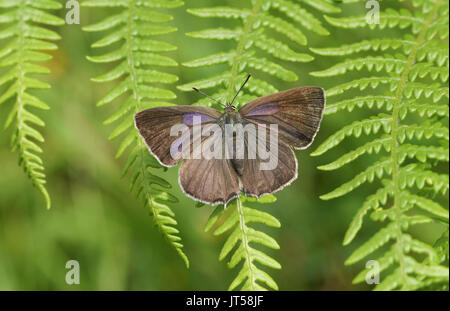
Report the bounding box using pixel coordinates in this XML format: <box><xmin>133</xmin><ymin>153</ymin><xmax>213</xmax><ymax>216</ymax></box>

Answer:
<box><xmin>135</xmin><ymin>87</ymin><xmax>325</xmax><ymax>204</ymax></box>
<box><xmin>135</xmin><ymin>105</ymin><xmax>239</xmax><ymax>205</ymax></box>
<box><xmin>236</xmin><ymin>86</ymin><xmax>324</xmax><ymax>196</ymax></box>
<box><xmin>238</xmin><ymin>126</ymin><xmax>298</xmax><ymax>197</ymax></box>
<box><xmin>179</xmin><ymin>158</ymin><xmax>240</xmax><ymax>206</ymax></box>
<box><xmin>134</xmin><ymin>106</ymin><xmax>221</xmax><ymax>167</ymax></box>
<box><xmin>238</xmin><ymin>86</ymin><xmax>325</xmax><ymax>149</ymax></box>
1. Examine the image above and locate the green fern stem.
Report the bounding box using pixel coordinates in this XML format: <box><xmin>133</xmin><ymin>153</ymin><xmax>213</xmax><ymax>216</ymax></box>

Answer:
<box><xmin>125</xmin><ymin>0</ymin><xmax>140</xmax><ymax>112</ymax></box>
<box><xmin>16</xmin><ymin>4</ymin><xmax>29</xmax><ymax>183</ymax></box>
<box><xmin>389</xmin><ymin>0</ymin><xmax>444</xmax><ymax>288</ymax></box>
<box><xmin>123</xmin><ymin>1</ymin><xmax>149</xmax><ymax>201</ymax></box>
<box><xmin>225</xmin><ymin>0</ymin><xmax>264</xmax><ymax>102</ymax></box>
<box><xmin>123</xmin><ymin>2</ymin><xmax>149</xmax><ymax>197</ymax></box>
<box><xmin>236</xmin><ymin>197</ymin><xmax>257</xmax><ymax>289</ymax></box>
<box><xmin>122</xmin><ymin>1</ymin><xmax>150</xmax><ymax>208</ymax></box>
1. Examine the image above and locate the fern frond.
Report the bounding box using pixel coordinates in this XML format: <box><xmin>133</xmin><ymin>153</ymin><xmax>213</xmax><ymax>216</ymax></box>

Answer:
<box><xmin>206</xmin><ymin>195</ymin><xmax>281</xmax><ymax>290</ymax></box>
<box><xmin>179</xmin><ymin>0</ymin><xmax>339</xmax><ymax>290</ymax></box>
<box><xmin>0</xmin><ymin>0</ymin><xmax>64</xmax><ymax>209</ymax></box>
<box><xmin>82</xmin><ymin>0</ymin><xmax>189</xmax><ymax>267</ymax></box>
<box><xmin>178</xmin><ymin>0</ymin><xmax>336</xmax><ymax>106</ymax></box>
<box><xmin>311</xmin><ymin>0</ymin><xmax>449</xmax><ymax>290</ymax></box>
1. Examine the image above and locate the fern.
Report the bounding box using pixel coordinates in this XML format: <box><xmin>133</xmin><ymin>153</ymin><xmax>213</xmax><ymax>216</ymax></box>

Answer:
<box><xmin>206</xmin><ymin>195</ymin><xmax>281</xmax><ymax>290</ymax></box>
<box><xmin>178</xmin><ymin>0</ymin><xmax>339</xmax><ymax>290</ymax></box>
<box><xmin>82</xmin><ymin>0</ymin><xmax>189</xmax><ymax>267</ymax></box>
<box><xmin>0</xmin><ymin>0</ymin><xmax>64</xmax><ymax>209</ymax></box>
<box><xmin>310</xmin><ymin>0</ymin><xmax>449</xmax><ymax>290</ymax></box>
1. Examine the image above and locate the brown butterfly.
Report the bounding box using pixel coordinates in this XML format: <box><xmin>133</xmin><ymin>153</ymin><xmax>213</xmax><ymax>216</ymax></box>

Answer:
<box><xmin>134</xmin><ymin>74</ymin><xmax>325</xmax><ymax>206</ymax></box>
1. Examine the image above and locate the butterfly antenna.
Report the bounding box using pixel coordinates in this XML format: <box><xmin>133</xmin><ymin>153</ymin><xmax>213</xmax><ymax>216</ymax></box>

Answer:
<box><xmin>230</xmin><ymin>73</ymin><xmax>251</xmax><ymax>106</ymax></box>
<box><xmin>192</xmin><ymin>87</ymin><xmax>225</xmax><ymax>107</ymax></box>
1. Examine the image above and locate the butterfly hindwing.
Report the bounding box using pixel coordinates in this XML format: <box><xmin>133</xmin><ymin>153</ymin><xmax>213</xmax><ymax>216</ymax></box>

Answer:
<box><xmin>239</xmin><ymin>125</ymin><xmax>298</xmax><ymax>197</ymax></box>
<box><xmin>179</xmin><ymin>158</ymin><xmax>240</xmax><ymax>206</ymax></box>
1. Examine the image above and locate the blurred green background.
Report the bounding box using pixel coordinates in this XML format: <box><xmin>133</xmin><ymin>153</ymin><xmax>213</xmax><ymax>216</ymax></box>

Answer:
<box><xmin>0</xmin><ymin>0</ymin><xmax>446</xmax><ymax>290</ymax></box>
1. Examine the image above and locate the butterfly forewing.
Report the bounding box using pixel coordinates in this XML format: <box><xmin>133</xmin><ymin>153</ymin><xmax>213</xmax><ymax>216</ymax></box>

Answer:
<box><xmin>134</xmin><ymin>106</ymin><xmax>221</xmax><ymax>167</ymax></box>
<box><xmin>239</xmin><ymin>87</ymin><xmax>325</xmax><ymax>149</ymax></box>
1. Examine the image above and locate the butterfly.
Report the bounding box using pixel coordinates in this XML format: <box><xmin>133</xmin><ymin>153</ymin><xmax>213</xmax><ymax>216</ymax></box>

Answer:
<box><xmin>134</xmin><ymin>74</ymin><xmax>325</xmax><ymax>206</ymax></box>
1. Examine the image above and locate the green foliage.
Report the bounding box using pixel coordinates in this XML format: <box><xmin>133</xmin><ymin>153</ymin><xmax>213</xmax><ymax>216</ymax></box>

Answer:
<box><xmin>311</xmin><ymin>0</ymin><xmax>449</xmax><ymax>290</ymax></box>
<box><xmin>179</xmin><ymin>0</ymin><xmax>339</xmax><ymax>290</ymax></box>
<box><xmin>82</xmin><ymin>0</ymin><xmax>189</xmax><ymax>267</ymax></box>
<box><xmin>1</xmin><ymin>0</ymin><xmax>449</xmax><ymax>292</ymax></box>
<box><xmin>177</xmin><ymin>0</ymin><xmax>338</xmax><ymax>104</ymax></box>
<box><xmin>0</xmin><ymin>0</ymin><xmax>64</xmax><ymax>209</ymax></box>
<box><xmin>206</xmin><ymin>195</ymin><xmax>281</xmax><ymax>290</ymax></box>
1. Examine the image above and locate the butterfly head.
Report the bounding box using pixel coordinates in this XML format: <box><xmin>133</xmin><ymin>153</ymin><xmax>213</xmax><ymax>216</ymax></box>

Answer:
<box><xmin>224</xmin><ymin>105</ymin><xmax>236</xmax><ymax>113</ymax></box>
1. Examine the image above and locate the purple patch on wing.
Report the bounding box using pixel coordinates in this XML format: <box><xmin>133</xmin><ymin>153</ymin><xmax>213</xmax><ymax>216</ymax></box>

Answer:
<box><xmin>246</xmin><ymin>102</ymin><xmax>279</xmax><ymax>116</ymax></box>
<box><xmin>183</xmin><ymin>113</ymin><xmax>216</xmax><ymax>126</ymax></box>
